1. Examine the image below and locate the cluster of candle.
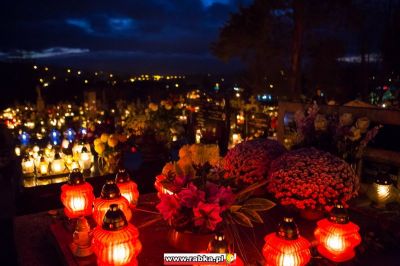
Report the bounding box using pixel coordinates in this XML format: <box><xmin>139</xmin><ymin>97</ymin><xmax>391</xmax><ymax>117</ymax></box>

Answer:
<box><xmin>262</xmin><ymin>205</ymin><xmax>361</xmax><ymax>266</ymax></box>
<box><xmin>21</xmin><ymin>140</ymin><xmax>94</xmax><ymax>178</ymax></box>
<box><xmin>60</xmin><ymin>169</ymin><xmax>140</xmax><ymax>265</ymax></box>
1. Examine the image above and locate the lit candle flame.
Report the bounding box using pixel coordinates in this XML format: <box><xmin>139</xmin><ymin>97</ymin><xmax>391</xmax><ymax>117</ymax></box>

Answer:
<box><xmin>112</xmin><ymin>243</ymin><xmax>130</xmax><ymax>264</ymax></box>
<box><xmin>70</xmin><ymin>196</ymin><xmax>85</xmax><ymax>211</ymax></box>
<box><xmin>279</xmin><ymin>253</ymin><xmax>296</xmax><ymax>266</ymax></box>
<box><xmin>326</xmin><ymin>234</ymin><xmax>345</xmax><ymax>252</ymax></box>
<box><xmin>376</xmin><ymin>184</ymin><xmax>390</xmax><ymax>199</ymax></box>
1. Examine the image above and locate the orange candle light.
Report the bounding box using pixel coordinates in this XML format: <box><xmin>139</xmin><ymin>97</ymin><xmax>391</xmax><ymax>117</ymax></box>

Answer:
<box><xmin>93</xmin><ymin>179</ymin><xmax>132</xmax><ymax>225</ymax></box>
<box><xmin>263</xmin><ymin>217</ymin><xmax>311</xmax><ymax>266</ymax></box>
<box><xmin>314</xmin><ymin>204</ymin><xmax>361</xmax><ymax>262</ymax></box>
<box><xmin>60</xmin><ymin>169</ymin><xmax>94</xmax><ymax>219</ymax></box>
<box><xmin>92</xmin><ymin>204</ymin><xmax>142</xmax><ymax>266</ymax></box>
<box><xmin>115</xmin><ymin>169</ymin><xmax>139</xmax><ymax>208</ymax></box>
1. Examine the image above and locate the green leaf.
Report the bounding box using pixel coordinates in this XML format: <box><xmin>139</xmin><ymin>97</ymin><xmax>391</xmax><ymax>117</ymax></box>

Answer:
<box><xmin>235</xmin><ymin>179</ymin><xmax>269</xmax><ymax>199</ymax></box>
<box><xmin>243</xmin><ymin>198</ymin><xmax>276</xmax><ymax>211</ymax></box>
<box><xmin>229</xmin><ymin>205</ymin><xmax>241</xmax><ymax>212</ymax></box>
<box><xmin>231</xmin><ymin>211</ymin><xmax>253</xmax><ymax>228</ymax></box>
<box><xmin>240</xmin><ymin>208</ymin><xmax>264</xmax><ymax>223</ymax></box>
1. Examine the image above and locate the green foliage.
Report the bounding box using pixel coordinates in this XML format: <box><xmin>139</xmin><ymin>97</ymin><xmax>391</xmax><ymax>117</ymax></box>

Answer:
<box><xmin>228</xmin><ymin>197</ymin><xmax>276</xmax><ymax>228</ymax></box>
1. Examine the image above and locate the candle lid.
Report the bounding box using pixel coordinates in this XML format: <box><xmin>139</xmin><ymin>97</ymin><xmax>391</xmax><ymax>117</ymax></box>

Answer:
<box><xmin>208</xmin><ymin>231</ymin><xmax>229</xmax><ymax>253</ymax></box>
<box><xmin>101</xmin><ymin>179</ymin><xmax>121</xmax><ymax>199</ymax></box>
<box><xmin>328</xmin><ymin>204</ymin><xmax>349</xmax><ymax>224</ymax></box>
<box><xmin>374</xmin><ymin>172</ymin><xmax>393</xmax><ymax>185</ymax></box>
<box><xmin>68</xmin><ymin>168</ymin><xmax>84</xmax><ymax>185</ymax></box>
<box><xmin>276</xmin><ymin>217</ymin><xmax>299</xmax><ymax>240</ymax></box>
<box><xmin>115</xmin><ymin>168</ymin><xmax>131</xmax><ymax>183</ymax></box>
<box><xmin>102</xmin><ymin>204</ymin><xmax>128</xmax><ymax>231</ymax></box>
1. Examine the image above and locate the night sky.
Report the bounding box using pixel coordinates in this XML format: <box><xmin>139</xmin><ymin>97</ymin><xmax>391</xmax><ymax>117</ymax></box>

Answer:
<box><xmin>0</xmin><ymin>0</ymin><xmax>251</xmax><ymax>74</ymax></box>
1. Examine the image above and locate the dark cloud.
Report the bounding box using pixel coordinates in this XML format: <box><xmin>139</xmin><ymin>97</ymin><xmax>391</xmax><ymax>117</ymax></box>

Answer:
<box><xmin>0</xmin><ymin>0</ymin><xmax>252</xmax><ymax>73</ymax></box>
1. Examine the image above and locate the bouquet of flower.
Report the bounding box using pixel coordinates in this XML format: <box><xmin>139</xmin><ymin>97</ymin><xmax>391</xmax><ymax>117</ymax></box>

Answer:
<box><xmin>291</xmin><ymin>104</ymin><xmax>381</xmax><ymax>162</ymax></box>
<box><xmin>156</xmin><ymin>144</ymin><xmax>275</xmax><ymax>233</ymax></box>
<box><xmin>267</xmin><ymin>148</ymin><xmax>359</xmax><ymax>211</ymax></box>
<box><xmin>223</xmin><ymin>139</ymin><xmax>287</xmax><ymax>189</ymax></box>
<box><xmin>93</xmin><ymin>133</ymin><xmax>128</xmax><ymax>173</ymax></box>
<box><xmin>334</xmin><ymin>114</ymin><xmax>381</xmax><ymax>161</ymax></box>
<box><xmin>146</xmin><ymin>101</ymin><xmax>182</xmax><ymax>142</ymax></box>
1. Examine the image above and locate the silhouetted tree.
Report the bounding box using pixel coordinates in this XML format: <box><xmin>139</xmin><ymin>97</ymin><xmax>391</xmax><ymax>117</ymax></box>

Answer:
<box><xmin>212</xmin><ymin>0</ymin><xmax>355</xmax><ymax>99</ymax></box>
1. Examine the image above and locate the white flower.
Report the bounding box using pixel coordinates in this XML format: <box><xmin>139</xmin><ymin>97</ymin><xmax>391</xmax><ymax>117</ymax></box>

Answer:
<box><xmin>356</xmin><ymin>117</ymin><xmax>370</xmax><ymax>133</ymax></box>
<box><xmin>314</xmin><ymin>114</ymin><xmax>328</xmax><ymax>131</ymax></box>
<box><xmin>339</xmin><ymin>113</ymin><xmax>353</xmax><ymax>126</ymax></box>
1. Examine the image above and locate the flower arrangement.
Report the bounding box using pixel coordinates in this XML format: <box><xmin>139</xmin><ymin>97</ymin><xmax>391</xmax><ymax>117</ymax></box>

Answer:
<box><xmin>93</xmin><ymin>133</ymin><xmax>128</xmax><ymax>174</ymax></box>
<box><xmin>145</xmin><ymin>101</ymin><xmax>183</xmax><ymax>143</ymax></box>
<box><xmin>267</xmin><ymin>148</ymin><xmax>359</xmax><ymax>211</ymax></box>
<box><xmin>222</xmin><ymin>139</ymin><xmax>287</xmax><ymax>189</ymax></box>
<box><xmin>156</xmin><ymin>143</ymin><xmax>275</xmax><ymax>234</ymax></box>
<box><xmin>292</xmin><ymin>104</ymin><xmax>381</xmax><ymax>162</ymax></box>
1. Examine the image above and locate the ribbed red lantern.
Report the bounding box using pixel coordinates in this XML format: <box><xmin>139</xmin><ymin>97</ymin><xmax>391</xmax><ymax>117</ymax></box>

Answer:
<box><xmin>263</xmin><ymin>217</ymin><xmax>311</xmax><ymax>266</ymax></box>
<box><xmin>92</xmin><ymin>204</ymin><xmax>142</xmax><ymax>266</ymax></box>
<box><xmin>60</xmin><ymin>169</ymin><xmax>94</xmax><ymax>219</ymax></box>
<box><xmin>93</xmin><ymin>179</ymin><xmax>132</xmax><ymax>225</ymax></box>
<box><xmin>314</xmin><ymin>204</ymin><xmax>361</xmax><ymax>262</ymax></box>
<box><xmin>115</xmin><ymin>169</ymin><xmax>139</xmax><ymax>208</ymax></box>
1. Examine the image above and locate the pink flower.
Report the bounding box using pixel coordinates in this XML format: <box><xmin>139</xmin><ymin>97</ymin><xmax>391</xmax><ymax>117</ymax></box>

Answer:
<box><xmin>174</xmin><ymin>175</ymin><xmax>188</xmax><ymax>187</ymax></box>
<box><xmin>156</xmin><ymin>194</ymin><xmax>180</xmax><ymax>220</ymax></box>
<box><xmin>178</xmin><ymin>183</ymin><xmax>205</xmax><ymax>208</ymax></box>
<box><xmin>193</xmin><ymin>202</ymin><xmax>222</xmax><ymax>231</ymax></box>
<box><xmin>208</xmin><ymin>185</ymin><xmax>235</xmax><ymax>211</ymax></box>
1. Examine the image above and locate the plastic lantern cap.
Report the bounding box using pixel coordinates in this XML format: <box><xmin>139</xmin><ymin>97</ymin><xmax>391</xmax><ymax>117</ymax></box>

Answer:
<box><xmin>208</xmin><ymin>231</ymin><xmax>230</xmax><ymax>254</ymax></box>
<box><xmin>115</xmin><ymin>169</ymin><xmax>139</xmax><ymax>208</ymax></box>
<box><xmin>263</xmin><ymin>217</ymin><xmax>311</xmax><ymax>266</ymax></box>
<box><xmin>92</xmin><ymin>204</ymin><xmax>142</xmax><ymax>266</ymax></box>
<box><xmin>60</xmin><ymin>169</ymin><xmax>94</xmax><ymax>219</ymax></box>
<box><xmin>374</xmin><ymin>172</ymin><xmax>393</xmax><ymax>185</ymax></box>
<box><xmin>101</xmin><ymin>179</ymin><xmax>122</xmax><ymax>199</ymax></box>
<box><xmin>102</xmin><ymin>204</ymin><xmax>128</xmax><ymax>231</ymax></box>
<box><xmin>314</xmin><ymin>204</ymin><xmax>361</xmax><ymax>262</ymax></box>
<box><xmin>93</xmin><ymin>179</ymin><xmax>132</xmax><ymax>225</ymax></box>
<box><xmin>115</xmin><ymin>168</ymin><xmax>131</xmax><ymax>183</ymax></box>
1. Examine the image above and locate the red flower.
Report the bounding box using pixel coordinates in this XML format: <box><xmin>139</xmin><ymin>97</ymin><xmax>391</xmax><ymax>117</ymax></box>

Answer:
<box><xmin>223</xmin><ymin>139</ymin><xmax>287</xmax><ymax>187</ymax></box>
<box><xmin>193</xmin><ymin>202</ymin><xmax>222</xmax><ymax>231</ymax></box>
<box><xmin>208</xmin><ymin>186</ymin><xmax>235</xmax><ymax>211</ymax></box>
<box><xmin>178</xmin><ymin>183</ymin><xmax>205</xmax><ymax>208</ymax></box>
<box><xmin>173</xmin><ymin>175</ymin><xmax>187</xmax><ymax>187</ymax></box>
<box><xmin>267</xmin><ymin>148</ymin><xmax>358</xmax><ymax>210</ymax></box>
<box><xmin>156</xmin><ymin>194</ymin><xmax>180</xmax><ymax>220</ymax></box>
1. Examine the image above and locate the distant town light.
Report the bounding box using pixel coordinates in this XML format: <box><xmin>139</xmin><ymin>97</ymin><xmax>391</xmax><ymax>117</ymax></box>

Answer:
<box><xmin>45</xmin><ymin>67</ymin><xmax>49</xmax><ymax>71</ymax></box>
<box><xmin>84</xmin><ymin>80</ymin><xmax>88</xmax><ymax>84</ymax></box>
<box><xmin>67</xmin><ymin>69</ymin><xmax>71</xmax><ymax>73</ymax></box>
<box><xmin>109</xmin><ymin>74</ymin><xmax>113</xmax><ymax>78</ymax></box>
<box><xmin>43</xmin><ymin>83</ymin><xmax>49</xmax><ymax>87</ymax></box>
<box><xmin>77</xmin><ymin>71</ymin><xmax>81</xmax><ymax>75</ymax></box>
<box><xmin>175</xmin><ymin>83</ymin><xmax>179</xmax><ymax>88</ymax></box>
<box><xmin>236</xmin><ymin>93</ymin><xmax>240</xmax><ymax>98</ymax></box>
<box><xmin>270</xmin><ymin>84</ymin><xmax>274</xmax><ymax>88</ymax></box>
<box><xmin>33</xmin><ymin>65</ymin><xmax>38</xmax><ymax>70</ymax></box>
